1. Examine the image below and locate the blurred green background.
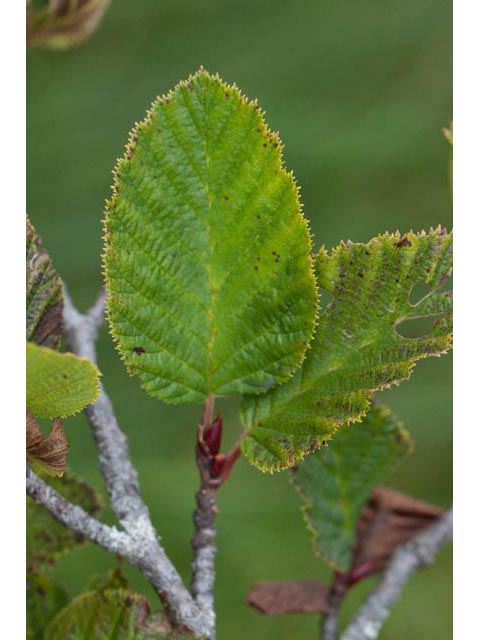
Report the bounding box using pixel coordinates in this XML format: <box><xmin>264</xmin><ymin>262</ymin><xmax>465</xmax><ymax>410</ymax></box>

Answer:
<box><xmin>26</xmin><ymin>0</ymin><xmax>452</xmax><ymax>638</ymax></box>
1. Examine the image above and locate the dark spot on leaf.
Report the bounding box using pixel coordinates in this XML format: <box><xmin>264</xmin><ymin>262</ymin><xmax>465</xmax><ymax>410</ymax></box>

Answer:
<box><xmin>263</xmin><ymin>143</ymin><xmax>267</xmax><ymax>148</ymax></box>
<box><xmin>396</xmin><ymin>236</ymin><xmax>412</xmax><ymax>248</ymax></box>
<box><xmin>133</xmin><ymin>347</ymin><xmax>145</xmax><ymax>355</ymax></box>
<box><xmin>224</xmin><ymin>92</ymin><xmax>230</xmax><ymax>98</ymax></box>
<box><xmin>224</xmin><ymin>195</ymin><xmax>229</xmax><ymax>200</ymax></box>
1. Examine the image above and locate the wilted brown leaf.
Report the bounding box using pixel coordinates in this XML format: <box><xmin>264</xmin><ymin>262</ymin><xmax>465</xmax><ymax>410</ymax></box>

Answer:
<box><xmin>27</xmin><ymin>0</ymin><xmax>111</xmax><ymax>50</ymax></box>
<box><xmin>352</xmin><ymin>486</ymin><xmax>444</xmax><ymax>575</ymax></box>
<box><xmin>26</xmin><ymin>411</ymin><xmax>69</xmax><ymax>477</ymax></box>
<box><xmin>247</xmin><ymin>579</ymin><xmax>331</xmax><ymax>615</ymax></box>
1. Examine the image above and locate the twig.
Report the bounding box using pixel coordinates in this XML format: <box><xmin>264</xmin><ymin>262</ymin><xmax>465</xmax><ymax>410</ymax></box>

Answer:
<box><xmin>64</xmin><ymin>287</ymin><xmax>147</xmax><ymax>530</ymax></box>
<box><xmin>192</xmin><ymin>457</ymin><xmax>218</xmax><ymax>627</ymax></box>
<box><xmin>340</xmin><ymin>509</ymin><xmax>453</xmax><ymax>640</ymax></box>
<box><xmin>191</xmin><ymin>397</ymin><xmax>218</xmax><ymax>634</ymax></box>
<box><xmin>27</xmin><ymin>465</ymin><xmax>130</xmax><ymax>556</ymax></box>
<box><xmin>190</xmin><ymin>400</ymin><xmax>242</xmax><ymax>637</ymax></box>
<box><xmin>27</xmin><ymin>465</ymin><xmax>206</xmax><ymax>634</ymax></box>
<box><xmin>321</xmin><ymin>575</ymin><xmax>348</xmax><ymax>640</ymax></box>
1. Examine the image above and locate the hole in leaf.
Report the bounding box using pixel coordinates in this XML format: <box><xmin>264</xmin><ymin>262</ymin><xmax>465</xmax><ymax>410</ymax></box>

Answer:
<box><xmin>409</xmin><ymin>275</ymin><xmax>452</xmax><ymax>306</ymax></box>
<box><xmin>395</xmin><ymin>315</ymin><xmax>439</xmax><ymax>339</ymax></box>
<box><xmin>408</xmin><ymin>282</ymin><xmax>432</xmax><ymax>305</ymax></box>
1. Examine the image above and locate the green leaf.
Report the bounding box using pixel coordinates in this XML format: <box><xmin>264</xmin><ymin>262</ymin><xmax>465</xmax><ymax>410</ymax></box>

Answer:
<box><xmin>104</xmin><ymin>69</ymin><xmax>317</xmax><ymax>404</ymax></box>
<box><xmin>45</xmin><ymin>589</ymin><xmax>150</xmax><ymax>640</ymax></box>
<box><xmin>27</xmin><ymin>472</ymin><xmax>102</xmax><ymax>571</ymax></box>
<box><xmin>291</xmin><ymin>404</ymin><xmax>413</xmax><ymax>571</ymax></box>
<box><xmin>26</xmin><ymin>216</ymin><xmax>63</xmax><ymax>349</ymax></box>
<box><xmin>241</xmin><ymin>228</ymin><xmax>452</xmax><ymax>471</ymax></box>
<box><xmin>89</xmin><ymin>568</ymin><xmax>130</xmax><ymax>594</ymax></box>
<box><xmin>27</xmin><ymin>572</ymin><xmax>69</xmax><ymax>640</ymax></box>
<box><xmin>26</xmin><ymin>342</ymin><xmax>101</xmax><ymax>419</ymax></box>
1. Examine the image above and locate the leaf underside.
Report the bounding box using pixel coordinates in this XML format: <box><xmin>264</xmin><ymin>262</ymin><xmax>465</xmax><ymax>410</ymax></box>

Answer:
<box><xmin>247</xmin><ymin>579</ymin><xmax>330</xmax><ymax>616</ymax></box>
<box><xmin>27</xmin><ymin>472</ymin><xmax>102</xmax><ymax>571</ymax></box>
<box><xmin>26</xmin><ymin>342</ymin><xmax>101</xmax><ymax>419</ymax></box>
<box><xmin>291</xmin><ymin>405</ymin><xmax>413</xmax><ymax>571</ymax></box>
<box><xmin>104</xmin><ymin>69</ymin><xmax>317</xmax><ymax>404</ymax></box>
<box><xmin>26</xmin><ymin>216</ymin><xmax>63</xmax><ymax>349</ymax></box>
<box><xmin>45</xmin><ymin>589</ymin><xmax>150</xmax><ymax>640</ymax></box>
<box><xmin>241</xmin><ymin>228</ymin><xmax>452</xmax><ymax>471</ymax></box>
<box><xmin>26</xmin><ymin>412</ymin><xmax>69</xmax><ymax>477</ymax></box>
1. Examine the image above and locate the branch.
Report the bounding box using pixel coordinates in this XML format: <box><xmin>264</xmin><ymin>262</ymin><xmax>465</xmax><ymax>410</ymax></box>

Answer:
<box><xmin>27</xmin><ymin>465</ymin><xmax>207</xmax><ymax>634</ymax></box>
<box><xmin>321</xmin><ymin>575</ymin><xmax>348</xmax><ymax>640</ymax></box>
<box><xmin>190</xmin><ymin>401</ymin><xmax>241</xmax><ymax>634</ymax></box>
<box><xmin>59</xmin><ymin>288</ymin><xmax>214</xmax><ymax>639</ymax></box>
<box><xmin>192</xmin><ymin>446</ymin><xmax>218</xmax><ymax>619</ymax></box>
<box><xmin>191</xmin><ymin>397</ymin><xmax>218</xmax><ymax>631</ymax></box>
<box><xmin>26</xmin><ymin>465</ymin><xmax>130</xmax><ymax>556</ymax></box>
<box><xmin>340</xmin><ymin>509</ymin><xmax>453</xmax><ymax>640</ymax></box>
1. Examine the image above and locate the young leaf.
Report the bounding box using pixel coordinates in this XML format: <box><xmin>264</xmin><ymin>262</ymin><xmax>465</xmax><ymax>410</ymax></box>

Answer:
<box><xmin>241</xmin><ymin>228</ymin><xmax>452</xmax><ymax>471</ymax></box>
<box><xmin>45</xmin><ymin>589</ymin><xmax>150</xmax><ymax>640</ymax></box>
<box><xmin>26</xmin><ymin>342</ymin><xmax>101</xmax><ymax>419</ymax></box>
<box><xmin>27</xmin><ymin>472</ymin><xmax>102</xmax><ymax>571</ymax></box>
<box><xmin>104</xmin><ymin>69</ymin><xmax>317</xmax><ymax>404</ymax></box>
<box><xmin>291</xmin><ymin>405</ymin><xmax>412</xmax><ymax>571</ymax></box>
<box><xmin>27</xmin><ymin>572</ymin><xmax>68</xmax><ymax>640</ymax></box>
<box><xmin>26</xmin><ymin>412</ymin><xmax>69</xmax><ymax>477</ymax></box>
<box><xmin>26</xmin><ymin>216</ymin><xmax>63</xmax><ymax>349</ymax></box>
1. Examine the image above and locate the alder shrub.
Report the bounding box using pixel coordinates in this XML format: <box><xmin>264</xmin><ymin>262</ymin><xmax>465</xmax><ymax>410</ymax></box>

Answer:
<box><xmin>26</xmin><ymin>70</ymin><xmax>453</xmax><ymax>640</ymax></box>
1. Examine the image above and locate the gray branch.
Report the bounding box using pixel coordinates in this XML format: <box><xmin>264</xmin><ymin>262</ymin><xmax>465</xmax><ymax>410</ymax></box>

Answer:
<box><xmin>27</xmin><ymin>287</ymin><xmax>215</xmax><ymax>639</ymax></box>
<box><xmin>26</xmin><ymin>465</ymin><xmax>130</xmax><ymax>556</ymax></box>
<box><xmin>340</xmin><ymin>509</ymin><xmax>453</xmax><ymax>640</ymax></box>
<box><xmin>321</xmin><ymin>578</ymin><xmax>347</xmax><ymax>640</ymax></box>
<box><xmin>63</xmin><ymin>287</ymin><xmax>150</xmax><ymax>532</ymax></box>
<box><xmin>191</xmin><ymin>444</ymin><xmax>218</xmax><ymax>630</ymax></box>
